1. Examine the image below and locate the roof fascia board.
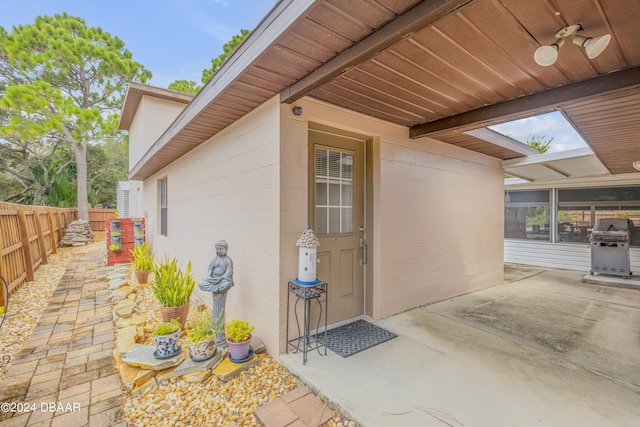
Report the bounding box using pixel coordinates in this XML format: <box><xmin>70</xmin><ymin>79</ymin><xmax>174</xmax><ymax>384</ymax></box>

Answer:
<box><xmin>501</xmin><ymin>173</ymin><xmax>640</xmax><ymax>191</ymax></box>
<box><xmin>410</xmin><ymin>66</ymin><xmax>640</xmax><ymax>138</ymax></box>
<box><xmin>501</xmin><ymin>147</ymin><xmax>594</xmax><ymax>167</ymax></box>
<box><xmin>129</xmin><ymin>0</ymin><xmax>317</xmax><ymax>180</ymax></box>
<box><xmin>504</xmin><ymin>171</ymin><xmax>534</xmax><ymax>181</ymax></box>
<box><xmin>504</xmin><ymin>177</ymin><xmax>530</xmax><ymax>185</ymax></box>
<box><xmin>280</xmin><ymin>0</ymin><xmax>475</xmax><ymax>104</ymax></box>
<box><xmin>464</xmin><ymin>128</ymin><xmax>538</xmax><ymax>156</ymax></box>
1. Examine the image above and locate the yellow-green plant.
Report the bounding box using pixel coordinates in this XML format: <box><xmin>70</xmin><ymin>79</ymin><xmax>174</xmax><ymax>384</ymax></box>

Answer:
<box><xmin>130</xmin><ymin>243</ymin><xmax>154</xmax><ymax>271</ymax></box>
<box><xmin>152</xmin><ymin>256</ymin><xmax>196</xmax><ymax>307</ymax></box>
<box><xmin>153</xmin><ymin>318</ymin><xmax>181</xmax><ymax>336</ymax></box>
<box><xmin>109</xmin><ymin>244</ymin><xmax>121</xmax><ymax>252</ymax></box>
<box><xmin>225</xmin><ymin>319</ymin><xmax>255</xmax><ymax>343</ymax></box>
<box><xmin>186</xmin><ymin>309</ymin><xmax>224</xmax><ymax>345</ymax></box>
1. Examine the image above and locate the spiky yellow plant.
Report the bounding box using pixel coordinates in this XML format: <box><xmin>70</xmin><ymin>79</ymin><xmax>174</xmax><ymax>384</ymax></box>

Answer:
<box><xmin>130</xmin><ymin>243</ymin><xmax>154</xmax><ymax>271</ymax></box>
<box><xmin>152</xmin><ymin>256</ymin><xmax>196</xmax><ymax>307</ymax></box>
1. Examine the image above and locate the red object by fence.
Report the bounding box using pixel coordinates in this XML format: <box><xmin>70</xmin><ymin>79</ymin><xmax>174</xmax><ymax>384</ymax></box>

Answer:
<box><xmin>106</xmin><ymin>218</ymin><xmax>145</xmax><ymax>266</ymax></box>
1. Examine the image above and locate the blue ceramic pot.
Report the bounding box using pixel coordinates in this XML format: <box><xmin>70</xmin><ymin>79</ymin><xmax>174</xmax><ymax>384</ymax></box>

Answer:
<box><xmin>153</xmin><ymin>329</ymin><xmax>181</xmax><ymax>357</ymax></box>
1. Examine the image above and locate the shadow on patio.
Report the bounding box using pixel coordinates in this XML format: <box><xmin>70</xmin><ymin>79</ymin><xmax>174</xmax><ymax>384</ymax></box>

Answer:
<box><xmin>282</xmin><ymin>266</ymin><xmax>640</xmax><ymax>427</ymax></box>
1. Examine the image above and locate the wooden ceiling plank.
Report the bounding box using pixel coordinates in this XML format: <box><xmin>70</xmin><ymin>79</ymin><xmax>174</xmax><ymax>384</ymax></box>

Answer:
<box><xmin>280</xmin><ymin>0</ymin><xmax>475</xmax><ymax>103</ymax></box>
<box><xmin>350</xmin><ymin>65</ymin><xmax>452</xmax><ymax>116</ymax></box>
<box><xmin>410</xmin><ymin>66</ymin><xmax>640</xmax><ymax>138</ymax></box>
<box><xmin>364</xmin><ymin>56</ymin><xmax>473</xmax><ymax>112</ymax></box>
<box><xmin>328</xmin><ymin>75</ymin><xmax>438</xmax><ymax>118</ymax></box>
<box><xmin>309</xmin><ymin>1</ymin><xmax>372</xmax><ymax>40</ymax></box>
<box><xmin>232</xmin><ymin>81</ymin><xmax>277</xmax><ymax>99</ymax></box>
<box><xmin>326</xmin><ymin>0</ymin><xmax>396</xmax><ymax>28</ymax></box>
<box><xmin>254</xmin><ymin>54</ymin><xmax>311</xmax><ymax>80</ymax></box>
<box><xmin>423</xmin><ymin>24</ymin><xmax>522</xmax><ymax>100</ymax></box>
<box><xmin>216</xmin><ymin>93</ymin><xmax>260</xmax><ymax>110</ymax></box>
<box><xmin>196</xmin><ymin>100</ymin><xmax>248</xmax><ymax>117</ymax></box>
<box><xmin>375</xmin><ymin>0</ymin><xmax>428</xmax><ymax>15</ymax></box>
<box><xmin>238</xmin><ymin>73</ymin><xmax>284</xmax><ymax>92</ymax></box>
<box><xmin>380</xmin><ymin>44</ymin><xmax>486</xmax><ymax>109</ymax></box>
<box><xmin>311</xmin><ymin>87</ymin><xmax>415</xmax><ymax>123</ymax></box>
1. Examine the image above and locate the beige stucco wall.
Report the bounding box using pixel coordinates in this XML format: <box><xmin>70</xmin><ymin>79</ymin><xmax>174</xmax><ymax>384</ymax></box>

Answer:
<box><xmin>131</xmin><ymin>92</ymin><xmax>503</xmax><ymax>356</ymax></box>
<box><xmin>138</xmin><ymin>97</ymin><xmax>282</xmax><ymax>355</ymax></box>
<box><xmin>279</xmin><ymin>97</ymin><xmax>504</xmax><ymax>328</ymax></box>
<box><xmin>128</xmin><ymin>96</ymin><xmax>189</xmax><ymax>171</ymax></box>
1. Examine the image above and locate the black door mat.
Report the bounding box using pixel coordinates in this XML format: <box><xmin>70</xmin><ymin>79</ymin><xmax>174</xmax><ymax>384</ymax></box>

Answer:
<box><xmin>320</xmin><ymin>319</ymin><xmax>397</xmax><ymax>357</ymax></box>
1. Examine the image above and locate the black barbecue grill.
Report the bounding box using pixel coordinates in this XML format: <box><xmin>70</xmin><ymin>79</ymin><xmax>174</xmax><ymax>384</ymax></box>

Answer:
<box><xmin>589</xmin><ymin>218</ymin><xmax>633</xmax><ymax>278</ymax></box>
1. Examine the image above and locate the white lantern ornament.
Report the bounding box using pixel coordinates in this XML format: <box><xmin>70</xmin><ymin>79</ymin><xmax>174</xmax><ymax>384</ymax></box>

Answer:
<box><xmin>295</xmin><ymin>226</ymin><xmax>320</xmax><ymax>284</ymax></box>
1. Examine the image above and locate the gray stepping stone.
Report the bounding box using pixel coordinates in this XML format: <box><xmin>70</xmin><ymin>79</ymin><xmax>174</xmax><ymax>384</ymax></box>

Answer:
<box><xmin>108</xmin><ymin>278</ymin><xmax>128</xmax><ymax>290</ymax></box>
<box><xmin>165</xmin><ymin>349</ymin><xmax>225</xmax><ymax>381</ymax></box>
<box><xmin>123</xmin><ymin>344</ymin><xmax>186</xmax><ymax>371</ymax></box>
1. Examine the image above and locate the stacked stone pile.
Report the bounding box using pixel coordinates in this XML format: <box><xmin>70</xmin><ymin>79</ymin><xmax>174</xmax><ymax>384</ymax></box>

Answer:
<box><xmin>59</xmin><ymin>219</ymin><xmax>94</xmax><ymax>246</ymax></box>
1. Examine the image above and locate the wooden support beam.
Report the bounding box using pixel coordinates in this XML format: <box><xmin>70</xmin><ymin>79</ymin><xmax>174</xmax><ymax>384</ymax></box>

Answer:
<box><xmin>34</xmin><ymin>210</ymin><xmax>48</xmax><ymax>265</ymax></box>
<box><xmin>47</xmin><ymin>211</ymin><xmax>58</xmax><ymax>253</ymax></box>
<box><xmin>280</xmin><ymin>0</ymin><xmax>475</xmax><ymax>104</ymax></box>
<box><xmin>57</xmin><ymin>212</ymin><xmax>64</xmax><ymax>241</ymax></box>
<box><xmin>17</xmin><ymin>210</ymin><xmax>34</xmax><ymax>282</ymax></box>
<box><xmin>410</xmin><ymin>67</ymin><xmax>640</xmax><ymax>138</ymax></box>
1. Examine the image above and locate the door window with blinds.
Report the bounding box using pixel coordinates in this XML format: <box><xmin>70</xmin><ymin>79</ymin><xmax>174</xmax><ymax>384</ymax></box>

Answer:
<box><xmin>315</xmin><ymin>147</ymin><xmax>353</xmax><ymax>234</ymax></box>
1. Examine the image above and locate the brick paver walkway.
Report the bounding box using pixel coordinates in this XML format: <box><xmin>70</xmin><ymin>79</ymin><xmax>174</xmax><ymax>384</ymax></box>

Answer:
<box><xmin>0</xmin><ymin>250</ymin><xmax>126</xmax><ymax>427</ymax></box>
<box><xmin>254</xmin><ymin>385</ymin><xmax>335</xmax><ymax>427</ymax></box>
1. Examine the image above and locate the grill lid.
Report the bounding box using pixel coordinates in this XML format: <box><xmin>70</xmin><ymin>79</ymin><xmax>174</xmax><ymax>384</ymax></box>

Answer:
<box><xmin>590</xmin><ymin>218</ymin><xmax>632</xmax><ymax>242</ymax></box>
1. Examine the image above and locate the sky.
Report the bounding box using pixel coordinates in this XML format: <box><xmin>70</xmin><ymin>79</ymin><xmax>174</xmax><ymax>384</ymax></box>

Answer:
<box><xmin>0</xmin><ymin>0</ymin><xmax>276</xmax><ymax>88</ymax></box>
<box><xmin>0</xmin><ymin>0</ymin><xmax>588</xmax><ymax>153</ymax></box>
<box><xmin>490</xmin><ymin>111</ymin><xmax>589</xmax><ymax>154</ymax></box>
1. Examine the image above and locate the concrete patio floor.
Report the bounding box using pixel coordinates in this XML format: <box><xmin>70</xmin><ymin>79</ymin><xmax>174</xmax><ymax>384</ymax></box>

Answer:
<box><xmin>281</xmin><ymin>266</ymin><xmax>640</xmax><ymax>427</ymax></box>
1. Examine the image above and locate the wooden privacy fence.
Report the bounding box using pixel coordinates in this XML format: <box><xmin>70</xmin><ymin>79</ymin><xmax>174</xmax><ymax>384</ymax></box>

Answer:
<box><xmin>88</xmin><ymin>208</ymin><xmax>117</xmax><ymax>231</ymax></box>
<box><xmin>0</xmin><ymin>202</ymin><xmax>77</xmax><ymax>297</ymax></box>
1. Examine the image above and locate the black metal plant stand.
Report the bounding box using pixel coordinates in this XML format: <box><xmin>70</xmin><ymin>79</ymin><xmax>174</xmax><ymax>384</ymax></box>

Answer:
<box><xmin>286</xmin><ymin>280</ymin><xmax>327</xmax><ymax>364</ymax></box>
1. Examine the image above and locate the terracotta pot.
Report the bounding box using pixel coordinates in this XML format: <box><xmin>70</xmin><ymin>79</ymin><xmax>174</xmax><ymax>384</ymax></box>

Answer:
<box><xmin>160</xmin><ymin>302</ymin><xmax>190</xmax><ymax>329</ymax></box>
<box><xmin>188</xmin><ymin>338</ymin><xmax>217</xmax><ymax>362</ymax></box>
<box><xmin>134</xmin><ymin>270</ymin><xmax>151</xmax><ymax>285</ymax></box>
<box><xmin>227</xmin><ymin>335</ymin><xmax>251</xmax><ymax>360</ymax></box>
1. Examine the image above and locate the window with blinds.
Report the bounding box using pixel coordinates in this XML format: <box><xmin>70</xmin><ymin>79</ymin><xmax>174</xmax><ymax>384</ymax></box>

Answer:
<box><xmin>315</xmin><ymin>148</ymin><xmax>353</xmax><ymax>234</ymax></box>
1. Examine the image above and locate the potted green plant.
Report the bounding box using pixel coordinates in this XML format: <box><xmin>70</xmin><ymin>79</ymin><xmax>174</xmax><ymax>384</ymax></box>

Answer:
<box><xmin>130</xmin><ymin>242</ymin><xmax>154</xmax><ymax>284</ymax></box>
<box><xmin>152</xmin><ymin>318</ymin><xmax>182</xmax><ymax>358</ymax></box>
<box><xmin>225</xmin><ymin>319</ymin><xmax>255</xmax><ymax>361</ymax></box>
<box><xmin>152</xmin><ymin>256</ymin><xmax>196</xmax><ymax>328</ymax></box>
<box><xmin>186</xmin><ymin>309</ymin><xmax>224</xmax><ymax>362</ymax></box>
